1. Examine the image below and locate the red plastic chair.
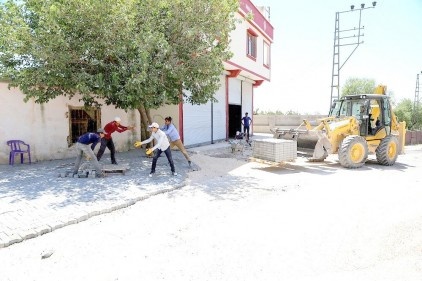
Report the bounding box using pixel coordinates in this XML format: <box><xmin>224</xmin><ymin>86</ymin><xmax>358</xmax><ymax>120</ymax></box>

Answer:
<box><xmin>6</xmin><ymin>140</ymin><xmax>32</xmax><ymax>165</ymax></box>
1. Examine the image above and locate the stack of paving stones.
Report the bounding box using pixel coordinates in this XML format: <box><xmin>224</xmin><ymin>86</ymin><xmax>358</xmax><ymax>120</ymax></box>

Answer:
<box><xmin>252</xmin><ymin>138</ymin><xmax>297</xmax><ymax>162</ymax></box>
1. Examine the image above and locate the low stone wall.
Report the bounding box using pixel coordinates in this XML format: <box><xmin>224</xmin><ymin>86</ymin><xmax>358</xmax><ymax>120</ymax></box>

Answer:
<box><xmin>253</xmin><ymin>114</ymin><xmax>422</xmax><ymax>146</ymax></box>
<box><xmin>253</xmin><ymin>115</ymin><xmax>326</xmax><ymax>133</ymax></box>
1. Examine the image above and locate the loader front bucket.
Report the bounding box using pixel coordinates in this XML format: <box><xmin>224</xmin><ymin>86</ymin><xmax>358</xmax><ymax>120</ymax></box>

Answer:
<box><xmin>273</xmin><ymin>129</ymin><xmax>319</xmax><ymax>149</ymax></box>
<box><xmin>273</xmin><ymin>129</ymin><xmax>330</xmax><ymax>161</ymax></box>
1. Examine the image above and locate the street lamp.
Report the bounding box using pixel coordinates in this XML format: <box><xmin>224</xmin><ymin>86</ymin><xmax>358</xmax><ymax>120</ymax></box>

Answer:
<box><xmin>329</xmin><ymin>3</ymin><xmax>376</xmax><ymax>108</ymax></box>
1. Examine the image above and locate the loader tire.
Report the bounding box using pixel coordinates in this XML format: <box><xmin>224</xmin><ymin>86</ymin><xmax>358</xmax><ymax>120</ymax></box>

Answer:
<box><xmin>376</xmin><ymin>135</ymin><xmax>398</xmax><ymax>166</ymax></box>
<box><xmin>338</xmin><ymin>135</ymin><xmax>368</xmax><ymax>168</ymax></box>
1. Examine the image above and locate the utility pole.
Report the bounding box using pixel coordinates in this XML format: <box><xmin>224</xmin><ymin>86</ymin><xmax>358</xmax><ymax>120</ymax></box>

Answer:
<box><xmin>412</xmin><ymin>71</ymin><xmax>421</xmax><ymax>129</ymax></box>
<box><xmin>330</xmin><ymin>2</ymin><xmax>377</xmax><ymax>108</ymax></box>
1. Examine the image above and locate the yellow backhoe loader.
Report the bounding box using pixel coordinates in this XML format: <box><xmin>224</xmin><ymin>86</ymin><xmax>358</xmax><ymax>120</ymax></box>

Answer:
<box><xmin>272</xmin><ymin>85</ymin><xmax>406</xmax><ymax>168</ymax></box>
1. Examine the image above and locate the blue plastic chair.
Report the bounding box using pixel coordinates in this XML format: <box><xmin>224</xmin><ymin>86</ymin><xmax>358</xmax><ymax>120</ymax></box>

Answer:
<box><xmin>6</xmin><ymin>140</ymin><xmax>32</xmax><ymax>165</ymax></box>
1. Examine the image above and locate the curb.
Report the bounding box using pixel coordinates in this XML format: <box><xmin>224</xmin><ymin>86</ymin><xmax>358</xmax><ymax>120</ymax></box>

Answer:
<box><xmin>0</xmin><ymin>181</ymin><xmax>186</xmax><ymax>249</ymax></box>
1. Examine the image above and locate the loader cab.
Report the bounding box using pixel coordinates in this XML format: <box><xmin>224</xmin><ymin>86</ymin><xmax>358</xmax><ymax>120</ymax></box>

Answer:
<box><xmin>366</xmin><ymin>96</ymin><xmax>394</xmax><ymax>137</ymax></box>
<box><xmin>329</xmin><ymin>95</ymin><xmax>368</xmax><ymax>120</ymax></box>
<box><xmin>329</xmin><ymin>95</ymin><xmax>391</xmax><ymax>137</ymax></box>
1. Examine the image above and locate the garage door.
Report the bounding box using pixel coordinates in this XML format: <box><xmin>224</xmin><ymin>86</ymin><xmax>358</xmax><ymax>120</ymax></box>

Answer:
<box><xmin>183</xmin><ymin>76</ymin><xmax>226</xmax><ymax>146</ymax></box>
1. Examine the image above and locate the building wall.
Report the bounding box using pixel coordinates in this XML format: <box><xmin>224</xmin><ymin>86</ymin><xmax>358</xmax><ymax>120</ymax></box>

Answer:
<box><xmin>150</xmin><ymin>106</ymin><xmax>179</xmax><ymax>127</ymax></box>
<box><xmin>227</xmin><ymin>12</ymin><xmax>271</xmax><ymax>81</ymax></box>
<box><xmin>211</xmin><ymin>76</ymin><xmax>227</xmax><ymax>142</ymax></box>
<box><xmin>152</xmin><ymin>76</ymin><xmax>227</xmax><ymax>147</ymax></box>
<box><xmin>253</xmin><ymin>114</ymin><xmax>328</xmax><ymax>133</ymax></box>
<box><xmin>0</xmin><ymin>82</ymin><xmax>140</xmax><ymax>164</ymax></box>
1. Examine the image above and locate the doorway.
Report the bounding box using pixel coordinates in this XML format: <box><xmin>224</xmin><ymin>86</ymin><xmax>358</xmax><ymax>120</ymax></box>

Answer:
<box><xmin>228</xmin><ymin>104</ymin><xmax>242</xmax><ymax>138</ymax></box>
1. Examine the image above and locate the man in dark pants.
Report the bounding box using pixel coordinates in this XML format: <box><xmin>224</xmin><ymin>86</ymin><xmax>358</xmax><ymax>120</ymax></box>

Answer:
<box><xmin>134</xmin><ymin>122</ymin><xmax>176</xmax><ymax>177</ymax></box>
<box><xmin>96</xmin><ymin>116</ymin><xmax>134</xmax><ymax>164</ymax></box>
<box><xmin>241</xmin><ymin>112</ymin><xmax>252</xmax><ymax>141</ymax></box>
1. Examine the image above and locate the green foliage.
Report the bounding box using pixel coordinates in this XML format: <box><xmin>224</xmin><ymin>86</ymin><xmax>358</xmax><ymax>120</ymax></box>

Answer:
<box><xmin>413</xmin><ymin>107</ymin><xmax>422</xmax><ymax>130</ymax></box>
<box><xmin>342</xmin><ymin>77</ymin><xmax>376</xmax><ymax>96</ymax></box>
<box><xmin>0</xmin><ymin>0</ymin><xmax>239</xmax><ymax>109</ymax></box>
<box><xmin>394</xmin><ymin>99</ymin><xmax>413</xmax><ymax>129</ymax></box>
<box><xmin>394</xmin><ymin>99</ymin><xmax>422</xmax><ymax>130</ymax></box>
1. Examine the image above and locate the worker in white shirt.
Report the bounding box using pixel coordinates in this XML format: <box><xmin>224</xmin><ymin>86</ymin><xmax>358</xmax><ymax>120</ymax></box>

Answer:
<box><xmin>134</xmin><ymin>122</ymin><xmax>176</xmax><ymax>177</ymax></box>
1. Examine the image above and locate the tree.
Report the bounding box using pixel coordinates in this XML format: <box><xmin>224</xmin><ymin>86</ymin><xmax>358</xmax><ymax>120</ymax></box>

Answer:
<box><xmin>0</xmin><ymin>0</ymin><xmax>239</xmax><ymax>138</ymax></box>
<box><xmin>394</xmin><ymin>99</ymin><xmax>413</xmax><ymax>129</ymax></box>
<box><xmin>395</xmin><ymin>98</ymin><xmax>422</xmax><ymax>130</ymax></box>
<box><xmin>341</xmin><ymin>77</ymin><xmax>376</xmax><ymax>96</ymax></box>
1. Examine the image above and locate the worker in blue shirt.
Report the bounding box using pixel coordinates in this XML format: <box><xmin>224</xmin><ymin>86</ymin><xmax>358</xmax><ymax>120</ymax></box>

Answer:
<box><xmin>161</xmin><ymin>116</ymin><xmax>192</xmax><ymax>167</ymax></box>
<box><xmin>73</xmin><ymin>128</ymin><xmax>105</xmax><ymax>177</ymax></box>
<box><xmin>241</xmin><ymin>112</ymin><xmax>252</xmax><ymax>140</ymax></box>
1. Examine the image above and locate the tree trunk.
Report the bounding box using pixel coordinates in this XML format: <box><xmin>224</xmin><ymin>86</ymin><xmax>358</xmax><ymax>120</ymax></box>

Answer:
<box><xmin>137</xmin><ymin>104</ymin><xmax>153</xmax><ymax>148</ymax></box>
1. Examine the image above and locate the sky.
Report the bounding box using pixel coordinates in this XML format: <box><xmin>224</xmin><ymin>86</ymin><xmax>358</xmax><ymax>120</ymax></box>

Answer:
<box><xmin>252</xmin><ymin>0</ymin><xmax>422</xmax><ymax>114</ymax></box>
<box><xmin>1</xmin><ymin>0</ymin><xmax>421</xmax><ymax>115</ymax></box>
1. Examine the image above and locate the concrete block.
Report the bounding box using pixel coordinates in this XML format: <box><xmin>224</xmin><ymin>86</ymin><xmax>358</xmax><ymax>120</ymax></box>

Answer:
<box><xmin>7</xmin><ymin>233</ymin><xmax>24</xmax><ymax>246</ymax></box>
<box><xmin>88</xmin><ymin>171</ymin><xmax>96</xmax><ymax>178</ymax></box>
<box><xmin>253</xmin><ymin>139</ymin><xmax>297</xmax><ymax>162</ymax></box>
<box><xmin>0</xmin><ymin>232</ymin><xmax>10</xmax><ymax>248</ymax></box>
<box><xmin>17</xmin><ymin>229</ymin><xmax>38</xmax><ymax>240</ymax></box>
<box><xmin>34</xmin><ymin>225</ymin><xmax>52</xmax><ymax>236</ymax></box>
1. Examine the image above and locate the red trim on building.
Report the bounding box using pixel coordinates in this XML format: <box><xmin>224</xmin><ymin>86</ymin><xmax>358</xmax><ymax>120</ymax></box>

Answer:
<box><xmin>225</xmin><ymin>75</ymin><xmax>229</xmax><ymax>141</ymax></box>
<box><xmin>247</xmin><ymin>28</ymin><xmax>258</xmax><ymax>37</ymax></box>
<box><xmin>228</xmin><ymin>69</ymin><xmax>241</xmax><ymax>78</ymax></box>
<box><xmin>178</xmin><ymin>94</ymin><xmax>184</xmax><ymax>142</ymax></box>
<box><xmin>252</xmin><ymin>86</ymin><xmax>254</xmax><ymax>137</ymax></box>
<box><xmin>239</xmin><ymin>0</ymin><xmax>274</xmax><ymax>42</ymax></box>
<box><xmin>246</xmin><ymin>54</ymin><xmax>257</xmax><ymax>62</ymax></box>
<box><xmin>225</xmin><ymin>60</ymin><xmax>270</xmax><ymax>82</ymax></box>
<box><xmin>253</xmin><ymin>80</ymin><xmax>264</xmax><ymax>87</ymax></box>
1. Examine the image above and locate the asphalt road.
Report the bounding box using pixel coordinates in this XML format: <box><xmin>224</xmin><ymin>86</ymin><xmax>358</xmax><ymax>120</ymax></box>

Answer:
<box><xmin>1</xmin><ymin>145</ymin><xmax>421</xmax><ymax>281</ymax></box>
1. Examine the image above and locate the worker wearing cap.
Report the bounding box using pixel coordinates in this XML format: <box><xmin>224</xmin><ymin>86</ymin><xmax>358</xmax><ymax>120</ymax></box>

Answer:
<box><xmin>134</xmin><ymin>122</ymin><xmax>176</xmax><ymax>177</ymax></box>
<box><xmin>96</xmin><ymin>117</ymin><xmax>134</xmax><ymax>165</ymax></box>
<box><xmin>73</xmin><ymin>128</ymin><xmax>105</xmax><ymax>177</ymax></box>
<box><xmin>160</xmin><ymin>116</ymin><xmax>192</xmax><ymax>167</ymax></box>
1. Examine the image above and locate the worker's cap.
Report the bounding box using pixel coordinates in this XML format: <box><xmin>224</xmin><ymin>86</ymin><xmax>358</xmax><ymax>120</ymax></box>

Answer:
<box><xmin>148</xmin><ymin>122</ymin><xmax>160</xmax><ymax>129</ymax></box>
<box><xmin>97</xmin><ymin>128</ymin><xmax>105</xmax><ymax>133</ymax></box>
<box><xmin>114</xmin><ymin>116</ymin><xmax>121</xmax><ymax>122</ymax></box>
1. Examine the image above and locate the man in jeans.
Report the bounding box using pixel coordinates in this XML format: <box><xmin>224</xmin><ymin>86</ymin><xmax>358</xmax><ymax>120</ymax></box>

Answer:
<box><xmin>134</xmin><ymin>122</ymin><xmax>176</xmax><ymax>177</ymax></box>
<box><xmin>73</xmin><ymin>128</ymin><xmax>105</xmax><ymax>177</ymax></box>
<box><xmin>241</xmin><ymin>112</ymin><xmax>252</xmax><ymax>141</ymax></box>
<box><xmin>161</xmin><ymin>116</ymin><xmax>192</xmax><ymax>167</ymax></box>
<box><xmin>96</xmin><ymin>116</ymin><xmax>134</xmax><ymax>165</ymax></box>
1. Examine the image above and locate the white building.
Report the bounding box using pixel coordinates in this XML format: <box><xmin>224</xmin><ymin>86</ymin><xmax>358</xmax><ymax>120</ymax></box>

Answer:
<box><xmin>0</xmin><ymin>82</ymin><xmax>141</xmax><ymax>164</ymax></box>
<box><xmin>0</xmin><ymin>0</ymin><xmax>273</xmax><ymax>164</ymax></box>
<box><xmin>152</xmin><ymin>0</ymin><xmax>273</xmax><ymax>146</ymax></box>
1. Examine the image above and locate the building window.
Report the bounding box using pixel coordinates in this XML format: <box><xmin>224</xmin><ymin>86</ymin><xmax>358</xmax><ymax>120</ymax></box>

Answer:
<box><xmin>68</xmin><ymin>107</ymin><xmax>101</xmax><ymax>147</ymax></box>
<box><xmin>247</xmin><ymin>29</ymin><xmax>257</xmax><ymax>59</ymax></box>
<box><xmin>263</xmin><ymin>41</ymin><xmax>270</xmax><ymax>67</ymax></box>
